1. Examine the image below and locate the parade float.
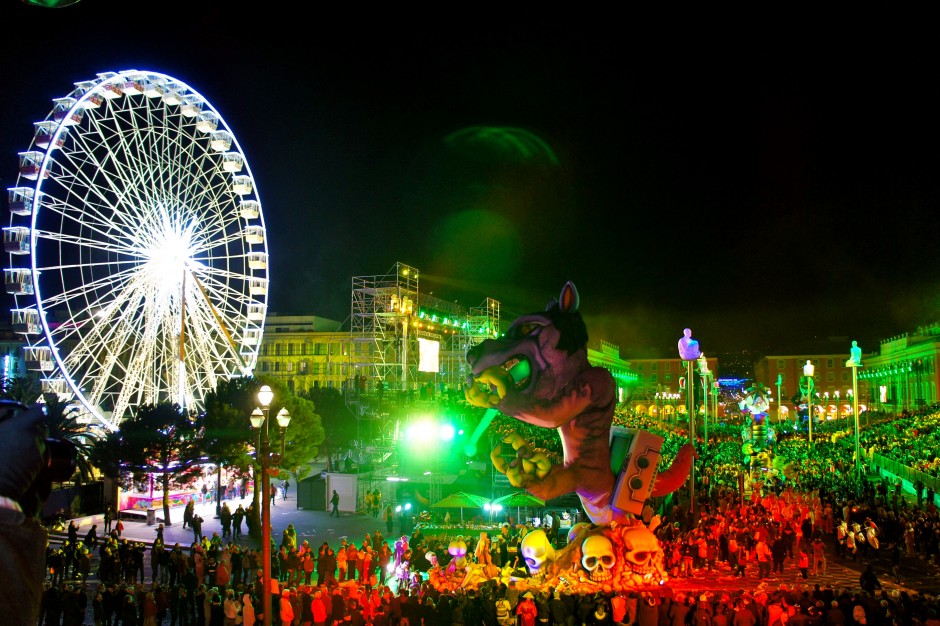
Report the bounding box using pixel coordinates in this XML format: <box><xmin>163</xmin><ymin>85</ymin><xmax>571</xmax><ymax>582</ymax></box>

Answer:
<box><xmin>448</xmin><ymin>282</ymin><xmax>696</xmax><ymax>594</ymax></box>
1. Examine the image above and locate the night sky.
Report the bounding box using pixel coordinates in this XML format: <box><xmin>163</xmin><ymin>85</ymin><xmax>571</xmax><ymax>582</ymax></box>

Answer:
<box><xmin>2</xmin><ymin>4</ymin><xmax>939</xmax><ymax>361</ymax></box>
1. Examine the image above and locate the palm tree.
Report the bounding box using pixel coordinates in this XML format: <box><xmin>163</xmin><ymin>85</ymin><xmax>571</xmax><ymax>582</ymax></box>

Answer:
<box><xmin>0</xmin><ymin>376</ymin><xmax>40</xmax><ymax>404</ymax></box>
<box><xmin>40</xmin><ymin>394</ymin><xmax>102</xmax><ymax>483</ymax></box>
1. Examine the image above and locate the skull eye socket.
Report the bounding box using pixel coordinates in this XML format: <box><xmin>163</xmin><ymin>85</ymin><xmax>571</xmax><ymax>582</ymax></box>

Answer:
<box><xmin>601</xmin><ymin>555</ymin><xmax>616</xmax><ymax>567</ymax></box>
<box><xmin>584</xmin><ymin>557</ymin><xmax>598</xmax><ymax>569</ymax></box>
<box><xmin>631</xmin><ymin>551</ymin><xmax>650</xmax><ymax>563</ymax></box>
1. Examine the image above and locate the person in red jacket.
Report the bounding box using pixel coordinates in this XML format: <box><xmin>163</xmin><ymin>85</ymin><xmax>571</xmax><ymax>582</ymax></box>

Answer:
<box><xmin>310</xmin><ymin>590</ymin><xmax>329</xmax><ymax>626</ymax></box>
<box><xmin>517</xmin><ymin>592</ymin><xmax>539</xmax><ymax>626</ymax></box>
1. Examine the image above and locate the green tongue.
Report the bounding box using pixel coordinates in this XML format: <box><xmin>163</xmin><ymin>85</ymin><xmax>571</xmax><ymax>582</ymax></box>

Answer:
<box><xmin>508</xmin><ymin>359</ymin><xmax>530</xmax><ymax>383</ymax></box>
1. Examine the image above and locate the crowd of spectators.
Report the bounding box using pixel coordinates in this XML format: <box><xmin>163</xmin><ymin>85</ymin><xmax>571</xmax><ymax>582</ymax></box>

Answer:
<box><xmin>32</xmin><ymin>403</ymin><xmax>940</xmax><ymax>625</ymax></box>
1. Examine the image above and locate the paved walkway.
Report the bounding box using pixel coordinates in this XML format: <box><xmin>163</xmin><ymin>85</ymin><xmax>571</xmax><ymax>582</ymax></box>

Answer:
<box><xmin>50</xmin><ymin>490</ymin><xmax>398</xmax><ymax>550</ymax></box>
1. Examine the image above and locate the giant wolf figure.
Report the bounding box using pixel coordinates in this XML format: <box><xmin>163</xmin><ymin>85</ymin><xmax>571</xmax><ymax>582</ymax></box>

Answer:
<box><xmin>465</xmin><ymin>281</ymin><xmax>695</xmax><ymax>525</ymax></box>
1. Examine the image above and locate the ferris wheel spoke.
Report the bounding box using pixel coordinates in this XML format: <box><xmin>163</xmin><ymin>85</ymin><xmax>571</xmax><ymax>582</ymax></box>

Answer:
<box><xmin>189</xmin><ymin>205</ymin><xmax>245</xmax><ymax>247</ymax></box>
<box><xmin>190</xmin><ymin>270</ymin><xmax>255</xmax><ymax>322</ymax></box>
<box><xmin>36</xmin><ymin>263</ymin><xmax>143</xmax><ymax>312</ymax></box>
<box><xmin>67</xmin><ymin>304</ymin><xmax>146</xmax><ymax>408</ymax></box>
<box><xmin>55</xmin><ymin>131</ymin><xmax>155</xmax><ymax>234</ymax></box>
<box><xmin>187</xmin><ymin>279</ymin><xmax>245</xmax><ymax>361</ymax></box>
<box><xmin>38</xmin><ymin>168</ymin><xmax>141</xmax><ymax>239</ymax></box>
<box><xmin>34</xmin><ymin>228</ymin><xmax>146</xmax><ymax>258</ymax></box>
<box><xmin>185</xmin><ymin>297</ymin><xmax>238</xmax><ymax>378</ymax></box>
<box><xmin>194</xmin><ymin>261</ymin><xmax>253</xmax><ymax>282</ymax></box>
<box><xmin>58</xmin><ymin>284</ymin><xmax>155</xmax><ymax>379</ymax></box>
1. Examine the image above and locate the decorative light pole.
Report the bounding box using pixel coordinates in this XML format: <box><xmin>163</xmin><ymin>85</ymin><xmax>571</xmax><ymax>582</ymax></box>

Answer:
<box><xmin>697</xmin><ymin>353</ymin><xmax>711</xmax><ymax>447</ymax></box>
<box><xmin>711</xmin><ymin>381</ymin><xmax>720</xmax><ymax>425</ymax></box>
<box><xmin>250</xmin><ymin>385</ymin><xmax>291</xmax><ymax>626</ymax></box>
<box><xmin>678</xmin><ymin>328</ymin><xmax>701</xmax><ymax>518</ymax></box>
<box><xmin>776</xmin><ymin>374</ymin><xmax>783</xmax><ymax>423</ymax></box>
<box><xmin>801</xmin><ymin>360</ymin><xmax>815</xmax><ymax>444</ymax></box>
<box><xmin>846</xmin><ymin>341</ymin><xmax>863</xmax><ymax>477</ymax></box>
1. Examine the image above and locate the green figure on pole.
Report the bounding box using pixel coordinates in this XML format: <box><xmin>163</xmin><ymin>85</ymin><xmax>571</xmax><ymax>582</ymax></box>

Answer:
<box><xmin>846</xmin><ymin>340</ymin><xmax>862</xmax><ymax>367</ymax></box>
<box><xmin>847</xmin><ymin>341</ymin><xmax>863</xmax><ymax>476</ymax></box>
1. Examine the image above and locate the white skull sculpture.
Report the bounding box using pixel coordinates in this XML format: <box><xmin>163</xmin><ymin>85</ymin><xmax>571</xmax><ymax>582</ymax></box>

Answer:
<box><xmin>621</xmin><ymin>524</ymin><xmax>663</xmax><ymax>574</ymax></box>
<box><xmin>520</xmin><ymin>529</ymin><xmax>556</xmax><ymax>575</ymax></box>
<box><xmin>581</xmin><ymin>533</ymin><xmax>616</xmax><ymax>582</ymax></box>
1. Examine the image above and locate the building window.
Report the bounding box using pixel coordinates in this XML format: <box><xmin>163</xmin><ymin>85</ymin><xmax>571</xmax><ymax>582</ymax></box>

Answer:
<box><xmin>275</xmin><ymin>343</ymin><xmax>282</xmax><ymax>356</ymax></box>
<box><xmin>826</xmin><ymin>359</ymin><xmax>833</xmax><ymax>368</ymax></box>
<box><xmin>300</xmin><ymin>361</ymin><xmax>308</xmax><ymax>373</ymax></box>
<box><xmin>650</xmin><ymin>374</ymin><xmax>658</xmax><ymax>384</ymax></box>
<box><xmin>777</xmin><ymin>360</ymin><xmax>785</xmax><ymax>369</ymax></box>
<box><xmin>288</xmin><ymin>343</ymin><xmax>295</xmax><ymax>356</ymax></box>
<box><xmin>827</xmin><ymin>372</ymin><xmax>834</xmax><ymax>382</ymax></box>
<box><xmin>274</xmin><ymin>362</ymin><xmax>281</xmax><ymax>372</ymax></box>
<box><xmin>286</xmin><ymin>362</ymin><xmax>294</xmax><ymax>372</ymax></box>
<box><xmin>261</xmin><ymin>362</ymin><xmax>269</xmax><ymax>372</ymax></box>
<box><xmin>664</xmin><ymin>362</ymin><xmax>671</xmax><ymax>371</ymax></box>
<box><xmin>651</xmin><ymin>363</ymin><xmax>658</xmax><ymax>371</ymax></box>
<box><xmin>841</xmin><ymin>372</ymin><xmax>848</xmax><ymax>383</ymax></box>
<box><xmin>664</xmin><ymin>374</ymin><xmax>672</xmax><ymax>382</ymax></box>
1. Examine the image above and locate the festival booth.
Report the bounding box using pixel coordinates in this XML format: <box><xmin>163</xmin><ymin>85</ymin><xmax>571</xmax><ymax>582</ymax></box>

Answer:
<box><xmin>415</xmin><ymin>491</ymin><xmax>501</xmax><ymax>538</ymax></box>
<box><xmin>120</xmin><ymin>489</ymin><xmax>198</xmax><ymax>512</ymax></box>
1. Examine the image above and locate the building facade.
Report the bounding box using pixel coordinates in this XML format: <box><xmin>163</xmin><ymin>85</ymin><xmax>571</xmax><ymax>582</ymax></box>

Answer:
<box><xmin>628</xmin><ymin>356</ymin><xmax>719</xmax><ymax>419</ymax></box>
<box><xmin>753</xmin><ymin>352</ymin><xmax>869</xmax><ymax>421</ymax></box>
<box><xmin>254</xmin><ymin>315</ymin><xmax>352</xmax><ymax>394</ymax></box>
<box><xmin>861</xmin><ymin>325</ymin><xmax>939</xmax><ymax>412</ymax></box>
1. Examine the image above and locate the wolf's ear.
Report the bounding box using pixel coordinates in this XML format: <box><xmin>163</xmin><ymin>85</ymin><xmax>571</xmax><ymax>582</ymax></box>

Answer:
<box><xmin>558</xmin><ymin>281</ymin><xmax>579</xmax><ymax>314</ymax></box>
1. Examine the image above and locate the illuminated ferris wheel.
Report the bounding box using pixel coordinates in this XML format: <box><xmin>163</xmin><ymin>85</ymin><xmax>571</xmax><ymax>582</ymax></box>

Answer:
<box><xmin>4</xmin><ymin>70</ymin><xmax>268</xmax><ymax>430</ymax></box>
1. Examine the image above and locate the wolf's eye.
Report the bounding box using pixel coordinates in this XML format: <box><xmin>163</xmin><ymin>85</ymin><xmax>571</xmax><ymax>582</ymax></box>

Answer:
<box><xmin>512</xmin><ymin>322</ymin><xmax>541</xmax><ymax>338</ymax></box>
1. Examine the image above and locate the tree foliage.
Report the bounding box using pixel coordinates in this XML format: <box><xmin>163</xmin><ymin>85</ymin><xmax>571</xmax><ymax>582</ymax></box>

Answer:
<box><xmin>198</xmin><ymin>377</ymin><xmax>257</xmax><ymax>506</ymax></box>
<box><xmin>303</xmin><ymin>386</ymin><xmax>355</xmax><ymax>472</ymax></box>
<box><xmin>94</xmin><ymin>402</ymin><xmax>200</xmax><ymax>525</ymax></box>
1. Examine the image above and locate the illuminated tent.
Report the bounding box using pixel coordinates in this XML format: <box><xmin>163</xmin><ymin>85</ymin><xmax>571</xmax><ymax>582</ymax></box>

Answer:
<box><xmin>430</xmin><ymin>491</ymin><xmax>490</xmax><ymax>523</ymax></box>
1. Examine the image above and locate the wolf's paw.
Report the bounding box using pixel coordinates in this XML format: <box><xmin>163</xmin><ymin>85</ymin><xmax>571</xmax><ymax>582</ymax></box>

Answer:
<box><xmin>491</xmin><ymin>431</ymin><xmax>553</xmax><ymax>488</ymax></box>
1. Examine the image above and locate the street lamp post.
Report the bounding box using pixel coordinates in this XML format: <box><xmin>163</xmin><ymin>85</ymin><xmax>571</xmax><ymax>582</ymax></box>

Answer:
<box><xmin>250</xmin><ymin>385</ymin><xmax>291</xmax><ymax>626</ymax></box>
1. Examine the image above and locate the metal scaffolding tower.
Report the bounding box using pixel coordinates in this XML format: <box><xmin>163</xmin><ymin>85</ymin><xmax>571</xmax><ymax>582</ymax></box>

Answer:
<box><xmin>349</xmin><ymin>263</ymin><xmax>502</xmax><ymax>403</ymax></box>
<box><xmin>350</xmin><ymin>262</ymin><xmax>420</xmax><ymax>394</ymax></box>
